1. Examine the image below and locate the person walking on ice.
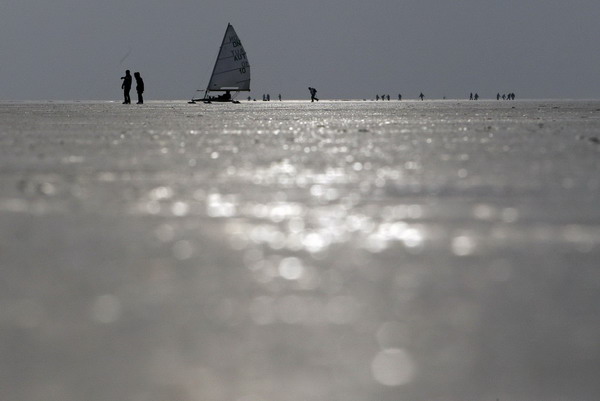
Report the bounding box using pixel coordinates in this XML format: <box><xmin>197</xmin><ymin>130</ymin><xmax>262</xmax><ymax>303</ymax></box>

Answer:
<box><xmin>121</xmin><ymin>70</ymin><xmax>132</xmax><ymax>104</ymax></box>
<box><xmin>308</xmin><ymin>87</ymin><xmax>319</xmax><ymax>102</ymax></box>
<box><xmin>134</xmin><ymin>72</ymin><xmax>144</xmax><ymax>104</ymax></box>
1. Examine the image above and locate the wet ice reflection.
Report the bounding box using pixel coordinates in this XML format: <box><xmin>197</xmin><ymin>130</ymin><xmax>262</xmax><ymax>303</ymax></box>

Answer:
<box><xmin>278</xmin><ymin>257</ymin><xmax>304</xmax><ymax>280</ymax></box>
<box><xmin>247</xmin><ymin>294</ymin><xmax>361</xmax><ymax>326</ymax></box>
<box><xmin>371</xmin><ymin>348</ymin><xmax>416</xmax><ymax>386</ymax></box>
<box><xmin>3</xmin><ymin>101</ymin><xmax>600</xmax><ymax>401</ymax></box>
<box><xmin>207</xmin><ymin>193</ymin><xmax>237</xmax><ymax>217</ymax></box>
<box><xmin>451</xmin><ymin>234</ymin><xmax>477</xmax><ymax>256</ymax></box>
<box><xmin>221</xmin><ymin>200</ymin><xmax>429</xmax><ymax>256</ymax></box>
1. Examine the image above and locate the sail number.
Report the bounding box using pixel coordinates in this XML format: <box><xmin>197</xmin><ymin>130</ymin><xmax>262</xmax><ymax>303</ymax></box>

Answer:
<box><xmin>232</xmin><ymin>49</ymin><xmax>246</xmax><ymax>61</ymax></box>
<box><xmin>230</xmin><ymin>39</ymin><xmax>248</xmax><ymax>74</ymax></box>
<box><xmin>230</xmin><ymin>36</ymin><xmax>241</xmax><ymax>47</ymax></box>
<box><xmin>239</xmin><ymin>60</ymin><xmax>249</xmax><ymax>74</ymax></box>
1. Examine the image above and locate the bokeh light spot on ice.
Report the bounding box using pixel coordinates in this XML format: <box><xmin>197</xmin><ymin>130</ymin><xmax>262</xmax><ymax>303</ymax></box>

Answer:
<box><xmin>1</xmin><ymin>100</ymin><xmax>600</xmax><ymax>401</ymax></box>
<box><xmin>371</xmin><ymin>348</ymin><xmax>416</xmax><ymax>386</ymax></box>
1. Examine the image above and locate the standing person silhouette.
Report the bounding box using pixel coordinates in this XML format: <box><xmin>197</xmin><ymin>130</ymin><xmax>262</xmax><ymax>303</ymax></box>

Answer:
<box><xmin>121</xmin><ymin>70</ymin><xmax>132</xmax><ymax>104</ymax></box>
<box><xmin>308</xmin><ymin>87</ymin><xmax>319</xmax><ymax>102</ymax></box>
<box><xmin>419</xmin><ymin>92</ymin><xmax>424</xmax><ymax>101</ymax></box>
<box><xmin>134</xmin><ymin>72</ymin><xmax>144</xmax><ymax>104</ymax></box>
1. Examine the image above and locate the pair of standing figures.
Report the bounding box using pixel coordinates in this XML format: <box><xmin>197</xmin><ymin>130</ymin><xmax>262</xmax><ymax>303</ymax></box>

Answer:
<box><xmin>121</xmin><ymin>70</ymin><xmax>144</xmax><ymax>104</ymax></box>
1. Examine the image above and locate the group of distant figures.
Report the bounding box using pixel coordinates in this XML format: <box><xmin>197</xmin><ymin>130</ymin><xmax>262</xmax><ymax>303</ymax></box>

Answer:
<box><xmin>374</xmin><ymin>93</ymin><xmax>425</xmax><ymax>101</ymax></box>
<box><xmin>254</xmin><ymin>87</ymin><xmax>318</xmax><ymax>102</ymax></box>
<box><xmin>243</xmin><ymin>89</ymin><xmax>519</xmax><ymax>102</ymax></box>
<box><xmin>249</xmin><ymin>91</ymin><xmax>517</xmax><ymax>102</ymax></box>
<box><xmin>120</xmin><ymin>70</ymin><xmax>144</xmax><ymax>104</ymax></box>
<box><xmin>250</xmin><ymin>90</ymin><xmax>517</xmax><ymax>102</ymax></box>
<box><xmin>253</xmin><ymin>94</ymin><xmax>283</xmax><ymax>101</ymax></box>
<box><xmin>497</xmin><ymin>93</ymin><xmax>516</xmax><ymax>100</ymax></box>
<box><xmin>375</xmin><ymin>92</ymin><xmax>515</xmax><ymax>100</ymax></box>
<box><xmin>371</xmin><ymin>92</ymin><xmax>516</xmax><ymax>101</ymax></box>
<box><xmin>472</xmin><ymin>93</ymin><xmax>516</xmax><ymax>100</ymax></box>
<box><xmin>247</xmin><ymin>88</ymin><xmax>319</xmax><ymax>102</ymax></box>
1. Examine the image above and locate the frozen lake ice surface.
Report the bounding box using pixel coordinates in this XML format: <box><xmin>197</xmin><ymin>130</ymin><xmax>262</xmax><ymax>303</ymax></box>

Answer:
<box><xmin>0</xmin><ymin>100</ymin><xmax>599</xmax><ymax>401</ymax></box>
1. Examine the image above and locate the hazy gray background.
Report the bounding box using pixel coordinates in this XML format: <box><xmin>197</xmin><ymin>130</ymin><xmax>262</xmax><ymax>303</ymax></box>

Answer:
<box><xmin>2</xmin><ymin>0</ymin><xmax>600</xmax><ymax>100</ymax></box>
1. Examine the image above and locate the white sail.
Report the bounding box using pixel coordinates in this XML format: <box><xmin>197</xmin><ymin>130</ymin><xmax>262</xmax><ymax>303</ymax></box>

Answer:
<box><xmin>206</xmin><ymin>24</ymin><xmax>250</xmax><ymax>93</ymax></box>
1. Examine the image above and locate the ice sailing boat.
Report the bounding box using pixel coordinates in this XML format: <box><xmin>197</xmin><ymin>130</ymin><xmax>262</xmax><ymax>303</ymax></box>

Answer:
<box><xmin>190</xmin><ymin>23</ymin><xmax>250</xmax><ymax>104</ymax></box>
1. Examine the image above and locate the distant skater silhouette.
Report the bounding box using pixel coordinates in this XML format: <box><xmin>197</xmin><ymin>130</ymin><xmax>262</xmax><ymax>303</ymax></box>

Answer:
<box><xmin>398</xmin><ymin>94</ymin><xmax>402</xmax><ymax>101</ymax></box>
<box><xmin>308</xmin><ymin>87</ymin><xmax>319</xmax><ymax>102</ymax></box>
<box><xmin>376</xmin><ymin>94</ymin><xmax>380</xmax><ymax>101</ymax></box>
<box><xmin>419</xmin><ymin>92</ymin><xmax>424</xmax><ymax>101</ymax></box>
<box><xmin>121</xmin><ymin>70</ymin><xmax>132</xmax><ymax>104</ymax></box>
<box><xmin>470</xmin><ymin>92</ymin><xmax>473</xmax><ymax>100</ymax></box>
<box><xmin>387</xmin><ymin>94</ymin><xmax>390</xmax><ymax>101</ymax></box>
<box><xmin>497</xmin><ymin>93</ymin><xmax>500</xmax><ymax>100</ymax></box>
<box><xmin>278</xmin><ymin>94</ymin><xmax>282</xmax><ymax>101</ymax></box>
<box><xmin>134</xmin><ymin>72</ymin><xmax>144</xmax><ymax>104</ymax></box>
<box><xmin>474</xmin><ymin>93</ymin><xmax>479</xmax><ymax>100</ymax></box>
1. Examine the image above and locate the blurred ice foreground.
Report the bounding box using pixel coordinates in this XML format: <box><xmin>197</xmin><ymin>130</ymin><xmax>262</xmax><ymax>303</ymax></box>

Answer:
<box><xmin>0</xmin><ymin>100</ymin><xmax>599</xmax><ymax>401</ymax></box>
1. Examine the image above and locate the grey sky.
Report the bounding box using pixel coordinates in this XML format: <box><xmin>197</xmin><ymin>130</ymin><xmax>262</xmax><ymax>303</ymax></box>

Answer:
<box><xmin>2</xmin><ymin>0</ymin><xmax>600</xmax><ymax>100</ymax></box>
